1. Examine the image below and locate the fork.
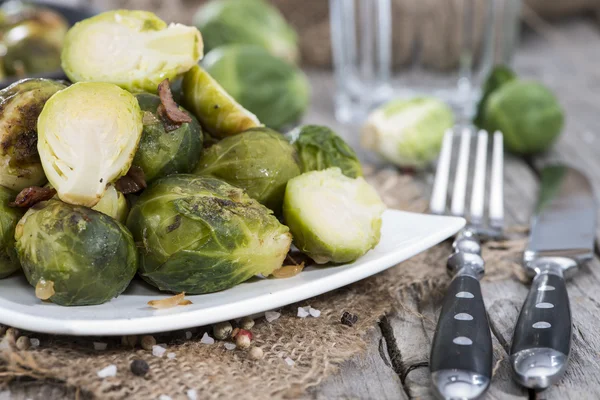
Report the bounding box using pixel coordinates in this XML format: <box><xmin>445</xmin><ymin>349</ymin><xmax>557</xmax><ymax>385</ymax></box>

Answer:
<box><xmin>428</xmin><ymin>127</ymin><xmax>504</xmax><ymax>400</ymax></box>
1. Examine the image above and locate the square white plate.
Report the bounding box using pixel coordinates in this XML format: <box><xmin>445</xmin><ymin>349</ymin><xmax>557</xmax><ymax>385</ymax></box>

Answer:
<box><xmin>0</xmin><ymin>210</ymin><xmax>464</xmax><ymax>336</ymax></box>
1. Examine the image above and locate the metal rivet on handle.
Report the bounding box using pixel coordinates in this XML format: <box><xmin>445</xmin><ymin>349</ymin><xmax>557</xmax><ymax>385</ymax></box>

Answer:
<box><xmin>454</xmin><ymin>313</ymin><xmax>474</xmax><ymax>321</ymax></box>
<box><xmin>535</xmin><ymin>302</ymin><xmax>554</xmax><ymax>309</ymax></box>
<box><xmin>453</xmin><ymin>336</ymin><xmax>473</xmax><ymax>345</ymax></box>
<box><xmin>533</xmin><ymin>321</ymin><xmax>551</xmax><ymax>329</ymax></box>
<box><xmin>456</xmin><ymin>291</ymin><xmax>474</xmax><ymax>298</ymax></box>
<box><xmin>538</xmin><ymin>285</ymin><xmax>555</xmax><ymax>291</ymax></box>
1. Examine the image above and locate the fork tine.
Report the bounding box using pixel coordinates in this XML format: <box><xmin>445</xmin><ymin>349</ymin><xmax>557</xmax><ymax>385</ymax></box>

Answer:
<box><xmin>489</xmin><ymin>131</ymin><xmax>504</xmax><ymax>228</ymax></box>
<box><xmin>430</xmin><ymin>129</ymin><xmax>454</xmax><ymax>214</ymax></box>
<box><xmin>451</xmin><ymin>128</ymin><xmax>472</xmax><ymax>216</ymax></box>
<box><xmin>470</xmin><ymin>130</ymin><xmax>488</xmax><ymax>225</ymax></box>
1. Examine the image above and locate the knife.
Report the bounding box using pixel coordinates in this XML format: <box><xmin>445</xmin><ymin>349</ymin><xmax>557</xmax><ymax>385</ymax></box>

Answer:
<box><xmin>510</xmin><ymin>165</ymin><xmax>597</xmax><ymax>389</ymax></box>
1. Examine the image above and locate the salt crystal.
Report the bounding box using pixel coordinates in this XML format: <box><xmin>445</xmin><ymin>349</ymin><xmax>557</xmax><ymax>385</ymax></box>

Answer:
<box><xmin>152</xmin><ymin>345</ymin><xmax>167</xmax><ymax>357</ymax></box>
<box><xmin>0</xmin><ymin>390</ymin><xmax>11</xmax><ymax>400</ymax></box>
<box><xmin>284</xmin><ymin>357</ymin><xmax>295</xmax><ymax>366</ymax></box>
<box><xmin>158</xmin><ymin>396</ymin><xmax>172</xmax><ymax>400</ymax></box>
<box><xmin>30</xmin><ymin>338</ymin><xmax>40</xmax><ymax>348</ymax></box>
<box><xmin>265</xmin><ymin>311</ymin><xmax>281</xmax><ymax>322</ymax></box>
<box><xmin>200</xmin><ymin>332</ymin><xmax>214</xmax><ymax>345</ymax></box>
<box><xmin>93</xmin><ymin>342</ymin><xmax>107</xmax><ymax>351</ymax></box>
<box><xmin>309</xmin><ymin>307</ymin><xmax>321</xmax><ymax>318</ymax></box>
<box><xmin>167</xmin><ymin>352</ymin><xmax>176</xmax><ymax>359</ymax></box>
<box><xmin>97</xmin><ymin>364</ymin><xmax>117</xmax><ymax>378</ymax></box>
<box><xmin>185</xmin><ymin>331</ymin><xmax>192</xmax><ymax>340</ymax></box>
<box><xmin>224</xmin><ymin>343</ymin><xmax>236</xmax><ymax>350</ymax></box>
<box><xmin>297</xmin><ymin>307</ymin><xmax>309</xmax><ymax>318</ymax></box>
<box><xmin>187</xmin><ymin>389</ymin><xmax>198</xmax><ymax>400</ymax></box>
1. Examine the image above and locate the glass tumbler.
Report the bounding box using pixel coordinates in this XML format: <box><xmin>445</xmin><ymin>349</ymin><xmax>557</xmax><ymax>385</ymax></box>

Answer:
<box><xmin>329</xmin><ymin>0</ymin><xmax>521</xmax><ymax>123</ymax></box>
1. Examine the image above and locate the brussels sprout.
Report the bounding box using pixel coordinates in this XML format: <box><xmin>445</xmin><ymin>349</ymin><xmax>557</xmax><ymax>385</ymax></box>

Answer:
<box><xmin>91</xmin><ymin>185</ymin><xmax>128</xmax><ymax>224</ymax></box>
<box><xmin>37</xmin><ymin>82</ymin><xmax>143</xmax><ymax>207</ymax></box>
<box><xmin>283</xmin><ymin>168</ymin><xmax>385</xmax><ymax>264</ymax></box>
<box><xmin>126</xmin><ymin>174</ymin><xmax>292</xmax><ymax>294</ymax></box>
<box><xmin>482</xmin><ymin>80</ymin><xmax>564</xmax><ymax>154</ymax></box>
<box><xmin>182</xmin><ymin>64</ymin><xmax>261</xmax><ymax>138</ymax></box>
<box><xmin>203</xmin><ymin>45</ymin><xmax>309</xmax><ymax>130</ymax></box>
<box><xmin>193</xmin><ymin>128</ymin><xmax>300</xmax><ymax>212</ymax></box>
<box><xmin>474</xmin><ymin>65</ymin><xmax>517</xmax><ymax>127</ymax></box>
<box><xmin>133</xmin><ymin>93</ymin><xmax>203</xmax><ymax>183</ymax></box>
<box><xmin>286</xmin><ymin>125</ymin><xmax>362</xmax><ymax>178</ymax></box>
<box><xmin>0</xmin><ymin>186</ymin><xmax>24</xmax><ymax>278</ymax></box>
<box><xmin>361</xmin><ymin>97</ymin><xmax>454</xmax><ymax>168</ymax></box>
<box><xmin>61</xmin><ymin>10</ymin><xmax>203</xmax><ymax>93</ymax></box>
<box><xmin>194</xmin><ymin>0</ymin><xmax>298</xmax><ymax>63</ymax></box>
<box><xmin>15</xmin><ymin>200</ymin><xmax>138</xmax><ymax>306</ymax></box>
<box><xmin>0</xmin><ymin>78</ymin><xmax>66</xmax><ymax>191</ymax></box>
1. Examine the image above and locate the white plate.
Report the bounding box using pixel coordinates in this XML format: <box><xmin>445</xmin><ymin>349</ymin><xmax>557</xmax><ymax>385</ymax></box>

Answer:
<box><xmin>0</xmin><ymin>210</ymin><xmax>464</xmax><ymax>336</ymax></box>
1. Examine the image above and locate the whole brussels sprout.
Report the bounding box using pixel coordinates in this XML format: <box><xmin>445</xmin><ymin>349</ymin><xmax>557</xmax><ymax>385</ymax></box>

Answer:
<box><xmin>203</xmin><ymin>45</ymin><xmax>309</xmax><ymax>130</ymax></box>
<box><xmin>126</xmin><ymin>174</ymin><xmax>292</xmax><ymax>294</ymax></box>
<box><xmin>0</xmin><ymin>186</ymin><xmax>24</xmax><ymax>278</ymax></box>
<box><xmin>361</xmin><ymin>97</ymin><xmax>454</xmax><ymax>168</ymax></box>
<box><xmin>286</xmin><ymin>125</ymin><xmax>362</xmax><ymax>178</ymax></box>
<box><xmin>0</xmin><ymin>78</ymin><xmax>66</xmax><ymax>191</ymax></box>
<box><xmin>61</xmin><ymin>10</ymin><xmax>203</xmax><ymax>93</ymax></box>
<box><xmin>182</xmin><ymin>64</ymin><xmax>261</xmax><ymax>138</ymax></box>
<box><xmin>482</xmin><ymin>80</ymin><xmax>564</xmax><ymax>154</ymax></box>
<box><xmin>193</xmin><ymin>128</ymin><xmax>300</xmax><ymax>212</ymax></box>
<box><xmin>15</xmin><ymin>200</ymin><xmax>138</xmax><ymax>306</ymax></box>
<box><xmin>133</xmin><ymin>93</ymin><xmax>203</xmax><ymax>183</ymax></box>
<box><xmin>194</xmin><ymin>0</ymin><xmax>298</xmax><ymax>63</ymax></box>
<box><xmin>283</xmin><ymin>168</ymin><xmax>386</xmax><ymax>264</ymax></box>
<box><xmin>474</xmin><ymin>65</ymin><xmax>516</xmax><ymax>127</ymax></box>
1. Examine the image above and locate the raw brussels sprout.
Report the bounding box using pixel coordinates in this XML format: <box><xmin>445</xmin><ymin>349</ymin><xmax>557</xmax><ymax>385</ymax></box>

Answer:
<box><xmin>15</xmin><ymin>200</ymin><xmax>138</xmax><ymax>306</ymax></box>
<box><xmin>203</xmin><ymin>45</ymin><xmax>309</xmax><ymax>130</ymax></box>
<box><xmin>286</xmin><ymin>125</ymin><xmax>362</xmax><ymax>178</ymax></box>
<box><xmin>193</xmin><ymin>128</ymin><xmax>300</xmax><ymax>212</ymax></box>
<box><xmin>474</xmin><ymin>65</ymin><xmax>516</xmax><ymax>127</ymax></box>
<box><xmin>0</xmin><ymin>78</ymin><xmax>66</xmax><ymax>191</ymax></box>
<box><xmin>182</xmin><ymin>64</ymin><xmax>260</xmax><ymax>138</ymax></box>
<box><xmin>133</xmin><ymin>93</ymin><xmax>203</xmax><ymax>183</ymax></box>
<box><xmin>482</xmin><ymin>80</ymin><xmax>564</xmax><ymax>155</ymax></box>
<box><xmin>361</xmin><ymin>97</ymin><xmax>454</xmax><ymax>168</ymax></box>
<box><xmin>194</xmin><ymin>0</ymin><xmax>298</xmax><ymax>63</ymax></box>
<box><xmin>283</xmin><ymin>168</ymin><xmax>385</xmax><ymax>264</ymax></box>
<box><xmin>0</xmin><ymin>186</ymin><xmax>24</xmax><ymax>278</ymax></box>
<box><xmin>61</xmin><ymin>10</ymin><xmax>203</xmax><ymax>93</ymax></box>
<box><xmin>37</xmin><ymin>82</ymin><xmax>143</xmax><ymax>207</ymax></box>
<box><xmin>126</xmin><ymin>174</ymin><xmax>292</xmax><ymax>294</ymax></box>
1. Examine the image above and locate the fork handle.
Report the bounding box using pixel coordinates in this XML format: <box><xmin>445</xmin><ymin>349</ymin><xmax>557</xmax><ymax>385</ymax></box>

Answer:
<box><xmin>430</xmin><ymin>274</ymin><xmax>492</xmax><ymax>399</ymax></box>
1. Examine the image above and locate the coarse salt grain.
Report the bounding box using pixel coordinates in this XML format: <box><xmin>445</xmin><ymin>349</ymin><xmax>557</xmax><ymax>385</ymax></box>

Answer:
<box><xmin>93</xmin><ymin>342</ymin><xmax>107</xmax><ymax>351</ymax></box>
<box><xmin>158</xmin><ymin>395</ymin><xmax>172</xmax><ymax>400</ymax></box>
<box><xmin>297</xmin><ymin>307</ymin><xmax>309</xmax><ymax>318</ymax></box>
<box><xmin>185</xmin><ymin>331</ymin><xmax>192</xmax><ymax>340</ymax></box>
<box><xmin>97</xmin><ymin>365</ymin><xmax>117</xmax><ymax>378</ymax></box>
<box><xmin>30</xmin><ymin>338</ymin><xmax>40</xmax><ymax>347</ymax></box>
<box><xmin>284</xmin><ymin>357</ymin><xmax>295</xmax><ymax>366</ymax></box>
<box><xmin>200</xmin><ymin>332</ymin><xmax>215</xmax><ymax>345</ymax></box>
<box><xmin>309</xmin><ymin>307</ymin><xmax>321</xmax><ymax>318</ymax></box>
<box><xmin>224</xmin><ymin>343</ymin><xmax>236</xmax><ymax>350</ymax></box>
<box><xmin>167</xmin><ymin>352</ymin><xmax>176</xmax><ymax>359</ymax></box>
<box><xmin>187</xmin><ymin>389</ymin><xmax>197</xmax><ymax>400</ymax></box>
<box><xmin>265</xmin><ymin>311</ymin><xmax>280</xmax><ymax>322</ymax></box>
<box><xmin>152</xmin><ymin>345</ymin><xmax>167</xmax><ymax>357</ymax></box>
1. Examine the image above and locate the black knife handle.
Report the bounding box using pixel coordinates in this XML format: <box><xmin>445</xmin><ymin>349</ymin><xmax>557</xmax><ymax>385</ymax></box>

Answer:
<box><xmin>510</xmin><ymin>272</ymin><xmax>571</xmax><ymax>389</ymax></box>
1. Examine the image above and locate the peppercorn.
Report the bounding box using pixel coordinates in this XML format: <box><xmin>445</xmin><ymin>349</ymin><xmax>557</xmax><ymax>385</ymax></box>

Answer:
<box><xmin>239</xmin><ymin>317</ymin><xmax>255</xmax><ymax>330</ymax></box>
<box><xmin>130</xmin><ymin>359</ymin><xmax>150</xmax><ymax>377</ymax></box>
<box><xmin>236</xmin><ymin>329</ymin><xmax>253</xmax><ymax>350</ymax></box>
<box><xmin>122</xmin><ymin>335</ymin><xmax>138</xmax><ymax>348</ymax></box>
<box><xmin>141</xmin><ymin>335</ymin><xmax>156</xmax><ymax>350</ymax></box>
<box><xmin>341</xmin><ymin>311</ymin><xmax>358</xmax><ymax>327</ymax></box>
<box><xmin>16</xmin><ymin>336</ymin><xmax>30</xmax><ymax>350</ymax></box>
<box><xmin>248</xmin><ymin>346</ymin><xmax>263</xmax><ymax>360</ymax></box>
<box><xmin>213</xmin><ymin>321</ymin><xmax>233</xmax><ymax>340</ymax></box>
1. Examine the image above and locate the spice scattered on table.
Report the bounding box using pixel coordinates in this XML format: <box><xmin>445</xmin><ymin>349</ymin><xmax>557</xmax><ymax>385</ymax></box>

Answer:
<box><xmin>30</xmin><ymin>338</ymin><xmax>40</xmax><ymax>348</ymax></box>
<box><xmin>97</xmin><ymin>364</ymin><xmax>117</xmax><ymax>378</ymax></box>
<box><xmin>224</xmin><ymin>343</ymin><xmax>236</xmax><ymax>350</ymax></box>
<box><xmin>284</xmin><ymin>357</ymin><xmax>295</xmax><ymax>366</ymax></box>
<box><xmin>167</xmin><ymin>352</ymin><xmax>176</xmax><ymax>359</ymax></box>
<box><xmin>152</xmin><ymin>345</ymin><xmax>167</xmax><ymax>357</ymax></box>
<box><xmin>141</xmin><ymin>335</ymin><xmax>156</xmax><ymax>350</ymax></box>
<box><xmin>297</xmin><ymin>306</ymin><xmax>309</xmax><ymax>318</ymax></box>
<box><xmin>213</xmin><ymin>321</ymin><xmax>232</xmax><ymax>340</ymax></box>
<box><xmin>187</xmin><ymin>389</ymin><xmax>198</xmax><ymax>400</ymax></box>
<box><xmin>309</xmin><ymin>307</ymin><xmax>321</xmax><ymax>317</ymax></box>
<box><xmin>93</xmin><ymin>342</ymin><xmax>107</xmax><ymax>351</ymax></box>
<box><xmin>15</xmin><ymin>336</ymin><xmax>30</xmax><ymax>350</ymax></box>
<box><xmin>230</xmin><ymin>327</ymin><xmax>240</xmax><ymax>339</ymax></box>
<box><xmin>200</xmin><ymin>332</ymin><xmax>215</xmax><ymax>345</ymax></box>
<box><xmin>341</xmin><ymin>311</ymin><xmax>358</xmax><ymax>327</ymax></box>
<box><xmin>185</xmin><ymin>331</ymin><xmax>192</xmax><ymax>340</ymax></box>
<box><xmin>239</xmin><ymin>316</ymin><xmax>255</xmax><ymax>330</ymax></box>
<box><xmin>235</xmin><ymin>329</ymin><xmax>252</xmax><ymax>349</ymax></box>
<box><xmin>130</xmin><ymin>359</ymin><xmax>149</xmax><ymax>377</ymax></box>
<box><xmin>265</xmin><ymin>311</ymin><xmax>281</xmax><ymax>322</ymax></box>
<box><xmin>249</xmin><ymin>346</ymin><xmax>263</xmax><ymax>360</ymax></box>
<box><xmin>121</xmin><ymin>335</ymin><xmax>137</xmax><ymax>347</ymax></box>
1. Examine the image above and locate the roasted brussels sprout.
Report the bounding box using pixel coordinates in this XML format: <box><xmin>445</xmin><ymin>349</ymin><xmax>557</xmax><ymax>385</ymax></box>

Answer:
<box><xmin>15</xmin><ymin>200</ymin><xmax>138</xmax><ymax>306</ymax></box>
<box><xmin>126</xmin><ymin>174</ymin><xmax>292</xmax><ymax>294</ymax></box>
<box><xmin>133</xmin><ymin>93</ymin><xmax>203</xmax><ymax>183</ymax></box>
<box><xmin>194</xmin><ymin>0</ymin><xmax>298</xmax><ymax>63</ymax></box>
<box><xmin>286</xmin><ymin>125</ymin><xmax>362</xmax><ymax>178</ymax></box>
<box><xmin>193</xmin><ymin>128</ymin><xmax>300</xmax><ymax>212</ymax></box>
<box><xmin>182</xmin><ymin>64</ymin><xmax>260</xmax><ymax>138</ymax></box>
<box><xmin>61</xmin><ymin>10</ymin><xmax>203</xmax><ymax>93</ymax></box>
<box><xmin>37</xmin><ymin>82</ymin><xmax>143</xmax><ymax>207</ymax></box>
<box><xmin>0</xmin><ymin>78</ymin><xmax>66</xmax><ymax>191</ymax></box>
<box><xmin>203</xmin><ymin>45</ymin><xmax>309</xmax><ymax>130</ymax></box>
<box><xmin>0</xmin><ymin>186</ymin><xmax>24</xmax><ymax>278</ymax></box>
<box><xmin>283</xmin><ymin>168</ymin><xmax>385</xmax><ymax>264</ymax></box>
<box><xmin>90</xmin><ymin>185</ymin><xmax>128</xmax><ymax>224</ymax></box>
<box><xmin>474</xmin><ymin>65</ymin><xmax>516</xmax><ymax>127</ymax></box>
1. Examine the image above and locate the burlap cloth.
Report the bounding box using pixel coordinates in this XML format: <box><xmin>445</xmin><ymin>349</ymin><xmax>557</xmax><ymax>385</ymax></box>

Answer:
<box><xmin>0</xmin><ymin>168</ymin><xmax>528</xmax><ymax>399</ymax></box>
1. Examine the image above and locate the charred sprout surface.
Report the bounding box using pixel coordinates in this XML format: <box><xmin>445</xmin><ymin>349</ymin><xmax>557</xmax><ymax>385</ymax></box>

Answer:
<box><xmin>132</xmin><ymin>93</ymin><xmax>203</xmax><ymax>183</ymax></box>
<box><xmin>283</xmin><ymin>168</ymin><xmax>385</xmax><ymax>264</ymax></box>
<box><xmin>286</xmin><ymin>125</ymin><xmax>362</xmax><ymax>178</ymax></box>
<box><xmin>0</xmin><ymin>78</ymin><xmax>66</xmax><ymax>191</ymax></box>
<box><xmin>37</xmin><ymin>82</ymin><xmax>143</xmax><ymax>207</ymax></box>
<box><xmin>126</xmin><ymin>174</ymin><xmax>292</xmax><ymax>294</ymax></box>
<box><xmin>193</xmin><ymin>127</ymin><xmax>300</xmax><ymax>213</ymax></box>
<box><xmin>15</xmin><ymin>200</ymin><xmax>138</xmax><ymax>305</ymax></box>
<box><xmin>0</xmin><ymin>185</ymin><xmax>23</xmax><ymax>278</ymax></box>
<box><xmin>61</xmin><ymin>10</ymin><xmax>203</xmax><ymax>93</ymax></box>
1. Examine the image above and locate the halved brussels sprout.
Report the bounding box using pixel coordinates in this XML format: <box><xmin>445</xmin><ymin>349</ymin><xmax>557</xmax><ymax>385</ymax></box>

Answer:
<box><xmin>126</xmin><ymin>174</ymin><xmax>292</xmax><ymax>294</ymax></box>
<box><xmin>15</xmin><ymin>200</ymin><xmax>138</xmax><ymax>306</ymax></box>
<box><xmin>0</xmin><ymin>78</ymin><xmax>67</xmax><ymax>191</ymax></box>
<box><xmin>193</xmin><ymin>127</ymin><xmax>300</xmax><ymax>212</ymax></box>
<box><xmin>61</xmin><ymin>10</ymin><xmax>203</xmax><ymax>93</ymax></box>
<box><xmin>181</xmin><ymin>64</ymin><xmax>261</xmax><ymax>138</ymax></box>
<box><xmin>203</xmin><ymin>45</ymin><xmax>310</xmax><ymax>130</ymax></box>
<box><xmin>0</xmin><ymin>186</ymin><xmax>24</xmax><ymax>278</ymax></box>
<box><xmin>133</xmin><ymin>93</ymin><xmax>203</xmax><ymax>183</ymax></box>
<box><xmin>286</xmin><ymin>125</ymin><xmax>362</xmax><ymax>178</ymax></box>
<box><xmin>37</xmin><ymin>82</ymin><xmax>143</xmax><ymax>207</ymax></box>
<box><xmin>283</xmin><ymin>168</ymin><xmax>386</xmax><ymax>264</ymax></box>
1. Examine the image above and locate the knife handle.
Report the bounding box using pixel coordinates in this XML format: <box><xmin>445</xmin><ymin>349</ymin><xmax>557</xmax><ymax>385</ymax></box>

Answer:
<box><xmin>430</xmin><ymin>274</ymin><xmax>492</xmax><ymax>400</ymax></box>
<box><xmin>510</xmin><ymin>272</ymin><xmax>571</xmax><ymax>389</ymax></box>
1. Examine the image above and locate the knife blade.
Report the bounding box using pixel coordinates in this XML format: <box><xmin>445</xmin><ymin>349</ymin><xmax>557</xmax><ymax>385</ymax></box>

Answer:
<box><xmin>510</xmin><ymin>165</ymin><xmax>597</xmax><ymax>389</ymax></box>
